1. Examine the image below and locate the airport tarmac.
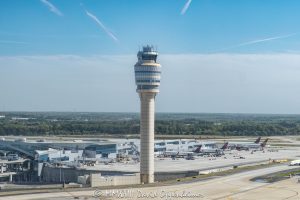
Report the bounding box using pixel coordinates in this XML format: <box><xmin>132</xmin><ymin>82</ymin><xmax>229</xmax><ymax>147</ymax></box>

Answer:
<box><xmin>0</xmin><ymin>136</ymin><xmax>299</xmax><ymax>200</ymax></box>
<box><xmin>2</xmin><ymin>165</ymin><xmax>299</xmax><ymax>200</ymax></box>
<box><xmin>84</xmin><ymin>148</ymin><xmax>300</xmax><ymax>172</ymax></box>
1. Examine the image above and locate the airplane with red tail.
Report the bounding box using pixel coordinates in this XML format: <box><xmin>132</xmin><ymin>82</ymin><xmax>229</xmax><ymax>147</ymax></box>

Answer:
<box><xmin>235</xmin><ymin>138</ymin><xmax>269</xmax><ymax>151</ymax></box>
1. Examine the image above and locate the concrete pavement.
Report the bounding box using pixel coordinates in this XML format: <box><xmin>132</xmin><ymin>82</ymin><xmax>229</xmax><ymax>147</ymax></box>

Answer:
<box><xmin>1</xmin><ymin>165</ymin><xmax>299</xmax><ymax>200</ymax></box>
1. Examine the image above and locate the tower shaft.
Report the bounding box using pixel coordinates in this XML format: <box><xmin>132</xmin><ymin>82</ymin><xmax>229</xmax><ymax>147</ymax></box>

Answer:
<box><xmin>139</xmin><ymin>92</ymin><xmax>156</xmax><ymax>183</ymax></box>
<box><xmin>134</xmin><ymin>45</ymin><xmax>161</xmax><ymax>184</ymax></box>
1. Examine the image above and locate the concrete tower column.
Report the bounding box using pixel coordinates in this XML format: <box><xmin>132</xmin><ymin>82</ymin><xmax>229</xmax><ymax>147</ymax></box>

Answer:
<box><xmin>139</xmin><ymin>92</ymin><xmax>156</xmax><ymax>183</ymax></box>
<box><xmin>9</xmin><ymin>174</ymin><xmax>12</xmax><ymax>182</ymax></box>
<box><xmin>134</xmin><ymin>45</ymin><xmax>161</xmax><ymax>184</ymax></box>
<box><xmin>27</xmin><ymin>161</ymin><xmax>31</xmax><ymax>170</ymax></box>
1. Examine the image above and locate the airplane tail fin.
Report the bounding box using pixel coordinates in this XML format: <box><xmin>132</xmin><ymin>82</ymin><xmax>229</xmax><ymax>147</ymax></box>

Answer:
<box><xmin>255</xmin><ymin>136</ymin><xmax>261</xmax><ymax>144</ymax></box>
<box><xmin>194</xmin><ymin>145</ymin><xmax>202</xmax><ymax>153</ymax></box>
<box><xmin>261</xmin><ymin>138</ymin><xmax>269</xmax><ymax>147</ymax></box>
<box><xmin>221</xmin><ymin>142</ymin><xmax>228</xmax><ymax>150</ymax></box>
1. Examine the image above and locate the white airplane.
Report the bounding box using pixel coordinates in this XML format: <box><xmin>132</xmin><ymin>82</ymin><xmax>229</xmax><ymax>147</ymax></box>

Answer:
<box><xmin>228</xmin><ymin>137</ymin><xmax>261</xmax><ymax>149</ymax></box>
<box><xmin>199</xmin><ymin>142</ymin><xmax>229</xmax><ymax>155</ymax></box>
<box><xmin>162</xmin><ymin>146</ymin><xmax>202</xmax><ymax>158</ymax></box>
<box><xmin>234</xmin><ymin>138</ymin><xmax>269</xmax><ymax>151</ymax></box>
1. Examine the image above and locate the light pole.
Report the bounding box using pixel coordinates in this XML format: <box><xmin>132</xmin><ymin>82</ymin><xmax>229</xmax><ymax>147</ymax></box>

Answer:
<box><xmin>59</xmin><ymin>148</ymin><xmax>61</xmax><ymax>183</ymax></box>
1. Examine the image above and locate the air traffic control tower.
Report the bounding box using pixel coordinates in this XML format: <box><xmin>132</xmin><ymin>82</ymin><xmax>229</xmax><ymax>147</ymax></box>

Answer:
<box><xmin>134</xmin><ymin>45</ymin><xmax>161</xmax><ymax>183</ymax></box>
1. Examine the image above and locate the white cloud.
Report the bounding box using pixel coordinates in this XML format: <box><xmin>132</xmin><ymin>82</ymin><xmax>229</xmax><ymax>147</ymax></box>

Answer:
<box><xmin>1</xmin><ymin>53</ymin><xmax>300</xmax><ymax>113</ymax></box>
<box><xmin>40</xmin><ymin>0</ymin><xmax>63</xmax><ymax>16</ymax></box>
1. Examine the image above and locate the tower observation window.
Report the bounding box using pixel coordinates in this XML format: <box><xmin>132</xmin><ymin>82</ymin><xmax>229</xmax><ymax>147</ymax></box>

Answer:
<box><xmin>142</xmin><ymin>55</ymin><xmax>157</xmax><ymax>61</ymax></box>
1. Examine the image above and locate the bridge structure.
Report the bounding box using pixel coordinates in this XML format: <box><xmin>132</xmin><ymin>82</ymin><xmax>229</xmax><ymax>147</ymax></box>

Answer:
<box><xmin>0</xmin><ymin>158</ymin><xmax>30</xmax><ymax>182</ymax></box>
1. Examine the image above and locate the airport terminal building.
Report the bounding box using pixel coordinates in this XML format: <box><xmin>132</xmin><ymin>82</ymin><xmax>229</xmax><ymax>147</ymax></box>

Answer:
<box><xmin>0</xmin><ymin>138</ymin><xmax>118</xmax><ymax>160</ymax></box>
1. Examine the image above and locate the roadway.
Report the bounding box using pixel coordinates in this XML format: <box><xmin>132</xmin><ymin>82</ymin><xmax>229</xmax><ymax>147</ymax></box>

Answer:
<box><xmin>0</xmin><ymin>172</ymin><xmax>16</xmax><ymax>178</ymax></box>
<box><xmin>0</xmin><ymin>158</ymin><xmax>29</xmax><ymax>164</ymax></box>
<box><xmin>1</xmin><ymin>165</ymin><xmax>299</xmax><ymax>200</ymax></box>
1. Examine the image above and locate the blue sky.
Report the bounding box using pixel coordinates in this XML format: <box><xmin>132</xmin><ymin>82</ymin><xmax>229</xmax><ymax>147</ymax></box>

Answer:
<box><xmin>1</xmin><ymin>0</ymin><xmax>300</xmax><ymax>55</ymax></box>
<box><xmin>1</xmin><ymin>0</ymin><xmax>300</xmax><ymax>113</ymax></box>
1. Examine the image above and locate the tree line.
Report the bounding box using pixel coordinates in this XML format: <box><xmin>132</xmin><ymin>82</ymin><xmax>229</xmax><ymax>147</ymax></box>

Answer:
<box><xmin>0</xmin><ymin>114</ymin><xmax>300</xmax><ymax>136</ymax></box>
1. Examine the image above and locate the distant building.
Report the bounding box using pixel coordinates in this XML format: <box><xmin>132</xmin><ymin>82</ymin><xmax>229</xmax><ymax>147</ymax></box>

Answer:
<box><xmin>0</xmin><ymin>138</ymin><xmax>117</xmax><ymax>159</ymax></box>
<box><xmin>84</xmin><ymin>144</ymin><xmax>117</xmax><ymax>159</ymax></box>
<box><xmin>35</xmin><ymin>148</ymin><xmax>84</xmax><ymax>162</ymax></box>
<box><xmin>11</xmin><ymin>117</ymin><xmax>30</xmax><ymax>120</ymax></box>
<box><xmin>0</xmin><ymin>138</ymin><xmax>118</xmax><ymax>178</ymax></box>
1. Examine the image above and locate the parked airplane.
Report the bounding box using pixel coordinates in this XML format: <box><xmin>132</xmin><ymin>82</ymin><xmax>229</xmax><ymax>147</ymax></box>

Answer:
<box><xmin>254</xmin><ymin>137</ymin><xmax>261</xmax><ymax>144</ymax></box>
<box><xmin>199</xmin><ymin>142</ymin><xmax>229</xmax><ymax>155</ymax></box>
<box><xmin>228</xmin><ymin>137</ymin><xmax>261</xmax><ymax>149</ymax></box>
<box><xmin>261</xmin><ymin>138</ymin><xmax>269</xmax><ymax>148</ymax></box>
<box><xmin>236</xmin><ymin>138</ymin><xmax>269</xmax><ymax>151</ymax></box>
<box><xmin>163</xmin><ymin>146</ymin><xmax>202</xmax><ymax>158</ymax></box>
